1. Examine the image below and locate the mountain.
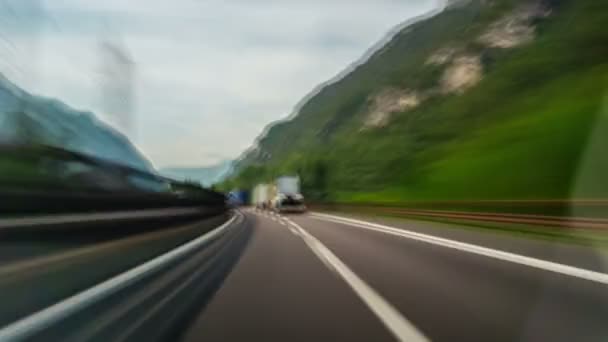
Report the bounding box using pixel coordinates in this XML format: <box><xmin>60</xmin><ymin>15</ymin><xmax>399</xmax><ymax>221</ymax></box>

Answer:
<box><xmin>161</xmin><ymin>161</ymin><xmax>233</xmax><ymax>187</ymax></box>
<box><xmin>232</xmin><ymin>3</ymin><xmax>448</xmax><ymax>171</ymax></box>
<box><xmin>0</xmin><ymin>73</ymin><xmax>154</xmax><ymax>173</ymax></box>
<box><xmin>224</xmin><ymin>0</ymin><xmax>608</xmax><ymax>203</ymax></box>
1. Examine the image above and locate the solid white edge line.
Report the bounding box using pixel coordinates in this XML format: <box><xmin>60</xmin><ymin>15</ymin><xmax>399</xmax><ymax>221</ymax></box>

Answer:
<box><xmin>283</xmin><ymin>217</ymin><xmax>429</xmax><ymax>342</ymax></box>
<box><xmin>288</xmin><ymin>226</ymin><xmax>299</xmax><ymax>235</ymax></box>
<box><xmin>0</xmin><ymin>213</ymin><xmax>240</xmax><ymax>341</ymax></box>
<box><xmin>309</xmin><ymin>213</ymin><xmax>608</xmax><ymax>285</ymax></box>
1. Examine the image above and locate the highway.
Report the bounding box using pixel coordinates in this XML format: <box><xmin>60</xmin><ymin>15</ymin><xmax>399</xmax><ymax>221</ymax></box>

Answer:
<box><xmin>0</xmin><ymin>208</ymin><xmax>607</xmax><ymax>341</ymax></box>
<box><xmin>183</xmin><ymin>209</ymin><xmax>608</xmax><ymax>342</ymax></box>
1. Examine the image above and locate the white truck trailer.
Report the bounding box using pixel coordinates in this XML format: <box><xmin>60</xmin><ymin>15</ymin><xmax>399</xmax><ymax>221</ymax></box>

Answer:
<box><xmin>276</xmin><ymin>176</ymin><xmax>300</xmax><ymax>195</ymax></box>
<box><xmin>252</xmin><ymin>183</ymin><xmax>276</xmax><ymax>209</ymax></box>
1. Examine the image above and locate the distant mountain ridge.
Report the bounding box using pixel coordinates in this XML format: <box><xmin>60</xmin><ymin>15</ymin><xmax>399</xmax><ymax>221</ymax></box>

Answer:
<box><xmin>0</xmin><ymin>73</ymin><xmax>154</xmax><ymax>173</ymax></box>
<box><xmin>160</xmin><ymin>161</ymin><xmax>233</xmax><ymax>187</ymax></box>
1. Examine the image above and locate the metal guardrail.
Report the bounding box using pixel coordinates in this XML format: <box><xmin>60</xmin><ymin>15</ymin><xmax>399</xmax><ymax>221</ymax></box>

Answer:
<box><xmin>0</xmin><ymin>140</ymin><xmax>229</xmax><ymax>215</ymax></box>
<box><xmin>312</xmin><ymin>204</ymin><xmax>608</xmax><ymax>230</ymax></box>
<box><xmin>0</xmin><ymin>145</ymin><xmax>242</xmax><ymax>341</ymax></box>
<box><xmin>0</xmin><ymin>144</ymin><xmax>227</xmax><ymax>215</ymax></box>
<box><xmin>0</xmin><ymin>207</ymin><xmax>206</xmax><ymax>230</ymax></box>
<box><xmin>374</xmin><ymin>208</ymin><xmax>608</xmax><ymax>230</ymax></box>
<box><xmin>0</xmin><ymin>211</ymin><xmax>246</xmax><ymax>342</ymax></box>
<box><xmin>0</xmin><ymin>205</ymin><xmax>229</xmax><ymax>250</ymax></box>
<box><xmin>1</xmin><ymin>190</ymin><xmax>226</xmax><ymax>216</ymax></box>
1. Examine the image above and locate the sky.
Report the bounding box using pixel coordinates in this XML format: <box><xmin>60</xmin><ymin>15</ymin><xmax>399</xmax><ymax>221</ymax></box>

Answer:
<box><xmin>0</xmin><ymin>0</ymin><xmax>439</xmax><ymax>168</ymax></box>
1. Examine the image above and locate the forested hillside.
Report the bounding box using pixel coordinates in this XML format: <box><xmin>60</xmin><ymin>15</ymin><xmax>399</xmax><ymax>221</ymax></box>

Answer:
<box><xmin>223</xmin><ymin>0</ymin><xmax>608</xmax><ymax>203</ymax></box>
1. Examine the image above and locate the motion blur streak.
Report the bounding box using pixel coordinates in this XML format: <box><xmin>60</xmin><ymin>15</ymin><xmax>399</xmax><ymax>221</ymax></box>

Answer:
<box><xmin>0</xmin><ymin>214</ymin><xmax>238</xmax><ymax>341</ymax></box>
<box><xmin>1</xmin><ymin>0</ymin><xmax>607</xmax><ymax>341</ymax></box>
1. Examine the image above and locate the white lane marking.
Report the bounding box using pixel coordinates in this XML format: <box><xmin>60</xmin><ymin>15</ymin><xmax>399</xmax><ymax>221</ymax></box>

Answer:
<box><xmin>310</xmin><ymin>213</ymin><xmax>608</xmax><ymax>285</ymax></box>
<box><xmin>283</xmin><ymin>217</ymin><xmax>429</xmax><ymax>342</ymax></box>
<box><xmin>288</xmin><ymin>226</ymin><xmax>300</xmax><ymax>235</ymax></box>
<box><xmin>0</xmin><ymin>214</ymin><xmax>240</xmax><ymax>341</ymax></box>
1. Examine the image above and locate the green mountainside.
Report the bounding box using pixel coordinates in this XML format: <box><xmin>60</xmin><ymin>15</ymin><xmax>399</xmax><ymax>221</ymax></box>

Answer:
<box><xmin>222</xmin><ymin>0</ymin><xmax>608</xmax><ymax>204</ymax></box>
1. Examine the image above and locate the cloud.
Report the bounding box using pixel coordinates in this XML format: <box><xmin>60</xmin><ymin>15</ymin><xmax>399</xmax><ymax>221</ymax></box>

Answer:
<box><xmin>1</xmin><ymin>0</ymin><xmax>438</xmax><ymax>167</ymax></box>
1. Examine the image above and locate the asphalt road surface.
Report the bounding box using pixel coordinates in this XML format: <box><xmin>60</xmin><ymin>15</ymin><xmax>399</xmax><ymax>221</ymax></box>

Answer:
<box><xmin>183</xmin><ymin>209</ymin><xmax>608</xmax><ymax>342</ymax></box>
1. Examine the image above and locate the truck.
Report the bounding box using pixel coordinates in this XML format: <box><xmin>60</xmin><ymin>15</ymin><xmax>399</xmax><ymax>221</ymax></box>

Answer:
<box><xmin>273</xmin><ymin>193</ymin><xmax>306</xmax><ymax>213</ymax></box>
<box><xmin>227</xmin><ymin>189</ymin><xmax>249</xmax><ymax>207</ymax></box>
<box><xmin>252</xmin><ymin>183</ymin><xmax>276</xmax><ymax>209</ymax></box>
<box><xmin>273</xmin><ymin>176</ymin><xmax>306</xmax><ymax>213</ymax></box>
<box><xmin>276</xmin><ymin>176</ymin><xmax>300</xmax><ymax>195</ymax></box>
